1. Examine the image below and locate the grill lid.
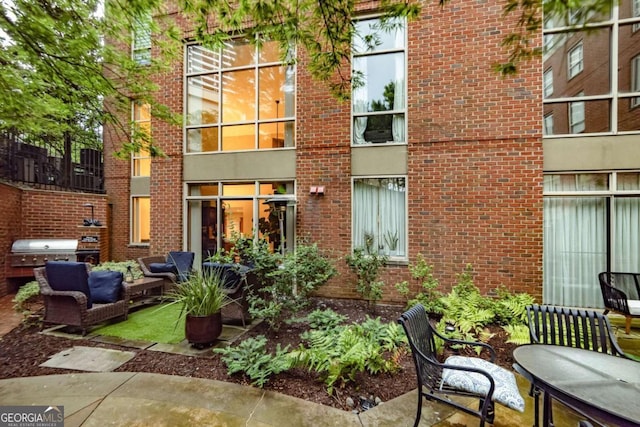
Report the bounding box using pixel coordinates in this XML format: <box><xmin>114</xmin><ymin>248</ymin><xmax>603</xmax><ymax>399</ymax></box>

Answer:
<box><xmin>11</xmin><ymin>239</ymin><xmax>78</xmax><ymax>253</ymax></box>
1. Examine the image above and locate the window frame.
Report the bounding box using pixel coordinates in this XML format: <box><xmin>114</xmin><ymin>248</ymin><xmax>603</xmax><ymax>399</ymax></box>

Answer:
<box><xmin>131</xmin><ymin>196</ymin><xmax>151</xmax><ymax>245</ymax></box>
<box><xmin>351</xmin><ymin>175</ymin><xmax>408</xmax><ymax>261</ymax></box>
<box><xmin>631</xmin><ymin>55</ymin><xmax>640</xmax><ymax>109</ymax></box>
<box><xmin>569</xmin><ymin>95</ymin><xmax>586</xmax><ymax>134</ymax></box>
<box><xmin>351</xmin><ymin>16</ymin><xmax>408</xmax><ymax>146</ymax></box>
<box><xmin>132</xmin><ymin>12</ymin><xmax>151</xmax><ymax>66</ymax></box>
<box><xmin>185</xmin><ymin>180</ymin><xmax>296</xmax><ymax>264</ymax></box>
<box><xmin>544</xmin><ymin>113</ymin><xmax>554</xmax><ymax>135</ymax></box>
<box><xmin>543</xmin><ymin>1</ymin><xmax>640</xmax><ymax>138</ymax></box>
<box><xmin>568</xmin><ymin>42</ymin><xmax>584</xmax><ymax>79</ymax></box>
<box><xmin>184</xmin><ymin>38</ymin><xmax>296</xmax><ymax>153</ymax></box>
<box><xmin>543</xmin><ymin>68</ymin><xmax>554</xmax><ymax>98</ymax></box>
<box><xmin>132</xmin><ymin>102</ymin><xmax>151</xmax><ymax>177</ymax></box>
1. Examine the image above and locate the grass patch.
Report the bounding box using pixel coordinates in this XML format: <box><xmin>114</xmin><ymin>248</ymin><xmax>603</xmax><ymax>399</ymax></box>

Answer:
<box><xmin>94</xmin><ymin>303</ymin><xmax>185</xmax><ymax>344</ymax></box>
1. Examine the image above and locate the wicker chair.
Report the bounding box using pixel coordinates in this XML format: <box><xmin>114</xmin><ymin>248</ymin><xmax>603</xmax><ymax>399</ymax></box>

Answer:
<box><xmin>34</xmin><ymin>262</ymin><xmax>130</xmax><ymax>335</ymax></box>
<box><xmin>137</xmin><ymin>252</ymin><xmax>195</xmax><ymax>292</ymax></box>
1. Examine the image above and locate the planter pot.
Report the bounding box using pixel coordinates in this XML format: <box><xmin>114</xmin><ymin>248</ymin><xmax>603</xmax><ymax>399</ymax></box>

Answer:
<box><xmin>185</xmin><ymin>312</ymin><xmax>223</xmax><ymax>348</ymax></box>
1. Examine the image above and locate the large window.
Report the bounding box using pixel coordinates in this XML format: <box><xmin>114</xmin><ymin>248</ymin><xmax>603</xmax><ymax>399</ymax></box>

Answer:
<box><xmin>132</xmin><ymin>12</ymin><xmax>151</xmax><ymax>65</ymax></box>
<box><xmin>186</xmin><ymin>181</ymin><xmax>295</xmax><ymax>265</ymax></box>
<box><xmin>185</xmin><ymin>40</ymin><xmax>295</xmax><ymax>153</ymax></box>
<box><xmin>132</xmin><ymin>102</ymin><xmax>151</xmax><ymax>176</ymax></box>
<box><xmin>352</xmin><ymin>177</ymin><xmax>406</xmax><ymax>259</ymax></box>
<box><xmin>543</xmin><ymin>0</ymin><xmax>640</xmax><ymax>136</ymax></box>
<box><xmin>352</xmin><ymin>18</ymin><xmax>406</xmax><ymax>145</ymax></box>
<box><xmin>132</xmin><ymin>196</ymin><xmax>150</xmax><ymax>244</ymax></box>
<box><xmin>544</xmin><ymin>172</ymin><xmax>640</xmax><ymax>307</ymax></box>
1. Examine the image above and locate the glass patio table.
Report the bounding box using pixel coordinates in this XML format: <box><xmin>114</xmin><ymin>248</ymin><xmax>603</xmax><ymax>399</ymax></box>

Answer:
<box><xmin>513</xmin><ymin>344</ymin><xmax>640</xmax><ymax>427</ymax></box>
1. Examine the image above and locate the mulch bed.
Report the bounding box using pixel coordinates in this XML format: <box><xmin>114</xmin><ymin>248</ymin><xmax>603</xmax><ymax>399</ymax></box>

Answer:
<box><xmin>0</xmin><ymin>298</ymin><xmax>517</xmax><ymax>412</ymax></box>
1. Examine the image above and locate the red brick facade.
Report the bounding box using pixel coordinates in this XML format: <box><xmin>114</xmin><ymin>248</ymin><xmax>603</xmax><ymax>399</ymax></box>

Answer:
<box><xmin>102</xmin><ymin>0</ymin><xmax>544</xmax><ymax>302</ymax></box>
<box><xmin>0</xmin><ymin>182</ymin><xmax>108</xmax><ymax>295</ymax></box>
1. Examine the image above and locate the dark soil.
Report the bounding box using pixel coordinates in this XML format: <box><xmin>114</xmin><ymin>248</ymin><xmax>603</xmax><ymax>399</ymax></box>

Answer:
<box><xmin>0</xmin><ymin>298</ymin><xmax>517</xmax><ymax>412</ymax></box>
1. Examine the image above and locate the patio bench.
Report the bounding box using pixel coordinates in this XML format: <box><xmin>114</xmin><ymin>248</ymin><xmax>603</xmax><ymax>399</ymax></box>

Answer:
<box><xmin>598</xmin><ymin>272</ymin><xmax>640</xmax><ymax>334</ymax></box>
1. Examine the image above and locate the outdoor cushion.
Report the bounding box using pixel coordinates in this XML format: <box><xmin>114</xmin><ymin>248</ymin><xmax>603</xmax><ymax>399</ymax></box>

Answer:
<box><xmin>45</xmin><ymin>261</ymin><xmax>92</xmax><ymax>308</ymax></box>
<box><xmin>149</xmin><ymin>262</ymin><xmax>177</xmax><ymax>274</ymax></box>
<box><xmin>442</xmin><ymin>355</ymin><xmax>525</xmax><ymax>412</ymax></box>
<box><xmin>167</xmin><ymin>251</ymin><xmax>194</xmax><ymax>282</ymax></box>
<box><xmin>89</xmin><ymin>270</ymin><xmax>123</xmax><ymax>304</ymax></box>
<box><xmin>628</xmin><ymin>300</ymin><xmax>640</xmax><ymax>315</ymax></box>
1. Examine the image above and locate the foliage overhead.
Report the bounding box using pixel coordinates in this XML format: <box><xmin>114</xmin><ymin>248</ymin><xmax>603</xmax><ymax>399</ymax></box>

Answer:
<box><xmin>1</xmin><ymin>0</ymin><xmax>605</xmax><ymax>156</ymax></box>
<box><xmin>0</xmin><ymin>0</ymin><xmax>180</xmax><ymax>156</ymax></box>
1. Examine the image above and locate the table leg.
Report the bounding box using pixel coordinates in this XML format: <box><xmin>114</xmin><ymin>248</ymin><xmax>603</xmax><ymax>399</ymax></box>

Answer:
<box><xmin>543</xmin><ymin>392</ymin><xmax>554</xmax><ymax>427</ymax></box>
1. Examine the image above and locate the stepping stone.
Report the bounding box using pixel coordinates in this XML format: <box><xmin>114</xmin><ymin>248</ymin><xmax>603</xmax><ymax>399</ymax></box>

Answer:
<box><xmin>40</xmin><ymin>346</ymin><xmax>136</xmax><ymax>372</ymax></box>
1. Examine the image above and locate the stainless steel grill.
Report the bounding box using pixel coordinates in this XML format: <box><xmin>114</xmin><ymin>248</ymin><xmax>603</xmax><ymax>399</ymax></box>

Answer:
<box><xmin>9</xmin><ymin>239</ymin><xmax>78</xmax><ymax>268</ymax></box>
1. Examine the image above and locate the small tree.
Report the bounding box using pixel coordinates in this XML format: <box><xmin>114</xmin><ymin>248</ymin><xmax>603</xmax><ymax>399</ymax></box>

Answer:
<box><xmin>345</xmin><ymin>248</ymin><xmax>388</xmax><ymax>310</ymax></box>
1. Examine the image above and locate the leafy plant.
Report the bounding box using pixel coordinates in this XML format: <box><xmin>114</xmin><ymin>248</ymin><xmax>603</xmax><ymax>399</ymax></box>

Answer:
<box><xmin>12</xmin><ymin>281</ymin><xmax>41</xmax><ymax>323</ymax></box>
<box><xmin>384</xmin><ymin>230</ymin><xmax>399</xmax><ymax>251</ymax></box>
<box><xmin>492</xmin><ymin>286</ymin><xmax>535</xmax><ymax>325</ymax></box>
<box><xmin>92</xmin><ymin>260</ymin><xmax>143</xmax><ymax>279</ymax></box>
<box><xmin>289</xmin><ymin>315</ymin><xmax>406</xmax><ymax>394</ymax></box>
<box><xmin>249</xmin><ymin>239</ymin><xmax>335</xmax><ymax>330</ymax></box>
<box><xmin>166</xmin><ymin>269</ymin><xmax>230</xmax><ymax>318</ymax></box>
<box><xmin>394</xmin><ymin>254</ymin><xmax>445</xmax><ymax>314</ymax></box>
<box><xmin>289</xmin><ymin>308</ymin><xmax>347</xmax><ymax>331</ymax></box>
<box><xmin>215</xmin><ymin>335</ymin><xmax>291</xmax><ymax>387</ymax></box>
<box><xmin>345</xmin><ymin>248</ymin><xmax>388</xmax><ymax>310</ymax></box>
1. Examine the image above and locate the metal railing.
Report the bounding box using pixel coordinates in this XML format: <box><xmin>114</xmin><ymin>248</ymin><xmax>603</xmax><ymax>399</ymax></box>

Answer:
<box><xmin>0</xmin><ymin>131</ymin><xmax>104</xmax><ymax>193</ymax></box>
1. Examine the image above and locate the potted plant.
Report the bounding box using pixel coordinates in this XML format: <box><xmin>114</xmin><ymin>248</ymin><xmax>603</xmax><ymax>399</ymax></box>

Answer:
<box><xmin>168</xmin><ymin>268</ymin><xmax>230</xmax><ymax>348</ymax></box>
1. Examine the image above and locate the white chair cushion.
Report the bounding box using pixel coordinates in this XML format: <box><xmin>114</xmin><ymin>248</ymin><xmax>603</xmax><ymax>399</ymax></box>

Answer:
<box><xmin>628</xmin><ymin>299</ymin><xmax>640</xmax><ymax>315</ymax></box>
<box><xmin>442</xmin><ymin>355</ymin><xmax>525</xmax><ymax>412</ymax></box>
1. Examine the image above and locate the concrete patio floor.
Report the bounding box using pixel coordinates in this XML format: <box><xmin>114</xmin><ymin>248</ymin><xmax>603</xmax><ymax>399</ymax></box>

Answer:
<box><xmin>0</xmin><ymin>293</ymin><xmax>638</xmax><ymax>426</ymax></box>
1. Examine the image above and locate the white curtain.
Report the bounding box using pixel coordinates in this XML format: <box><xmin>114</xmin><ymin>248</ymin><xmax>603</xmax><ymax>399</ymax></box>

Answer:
<box><xmin>353</xmin><ymin>179</ymin><xmax>406</xmax><ymax>256</ymax></box>
<box><xmin>543</xmin><ymin>196</ymin><xmax>606</xmax><ymax>307</ymax></box>
<box><xmin>352</xmin><ymin>58</ymin><xmax>368</xmax><ymax>145</ymax></box>
<box><xmin>392</xmin><ymin>40</ymin><xmax>405</xmax><ymax>142</ymax></box>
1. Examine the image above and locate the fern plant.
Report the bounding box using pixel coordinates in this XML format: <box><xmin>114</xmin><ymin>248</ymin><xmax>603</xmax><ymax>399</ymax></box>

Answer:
<box><xmin>289</xmin><ymin>315</ymin><xmax>406</xmax><ymax>394</ymax></box>
<box><xmin>214</xmin><ymin>335</ymin><xmax>291</xmax><ymax>387</ymax></box>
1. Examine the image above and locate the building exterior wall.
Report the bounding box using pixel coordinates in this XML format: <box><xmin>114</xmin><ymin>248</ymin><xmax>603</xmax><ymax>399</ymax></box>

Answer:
<box><xmin>103</xmin><ymin>0</ymin><xmax>544</xmax><ymax>302</ymax></box>
<box><xmin>0</xmin><ymin>182</ymin><xmax>108</xmax><ymax>296</ymax></box>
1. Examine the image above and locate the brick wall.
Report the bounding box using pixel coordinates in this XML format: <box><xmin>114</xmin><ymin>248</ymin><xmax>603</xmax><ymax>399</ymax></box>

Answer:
<box><xmin>302</xmin><ymin>1</ymin><xmax>543</xmax><ymax>302</ymax></box>
<box><xmin>0</xmin><ymin>182</ymin><xmax>109</xmax><ymax>296</ymax></box>
<box><xmin>102</xmin><ymin>0</ymin><xmax>543</xmax><ymax>303</ymax></box>
<box><xmin>0</xmin><ymin>184</ymin><xmax>23</xmax><ymax>295</ymax></box>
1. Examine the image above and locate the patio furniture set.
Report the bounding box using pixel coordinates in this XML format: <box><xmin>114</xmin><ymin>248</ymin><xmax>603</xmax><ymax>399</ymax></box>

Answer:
<box><xmin>32</xmin><ymin>256</ymin><xmax>638</xmax><ymax>426</ymax></box>
<box><xmin>400</xmin><ymin>302</ymin><xmax>639</xmax><ymax>427</ymax></box>
<box><xmin>35</xmin><ymin>251</ymin><xmax>255</xmax><ymax>334</ymax></box>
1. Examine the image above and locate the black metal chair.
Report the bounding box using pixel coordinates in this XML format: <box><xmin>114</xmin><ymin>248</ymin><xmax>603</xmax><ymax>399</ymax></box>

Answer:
<box><xmin>515</xmin><ymin>304</ymin><xmax>630</xmax><ymax>427</ymax></box>
<box><xmin>399</xmin><ymin>304</ymin><xmax>524</xmax><ymax>427</ymax></box>
<box><xmin>598</xmin><ymin>272</ymin><xmax>640</xmax><ymax>334</ymax></box>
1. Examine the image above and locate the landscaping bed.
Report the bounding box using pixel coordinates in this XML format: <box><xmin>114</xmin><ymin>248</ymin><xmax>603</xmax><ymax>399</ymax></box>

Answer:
<box><xmin>0</xmin><ymin>297</ymin><xmax>518</xmax><ymax>411</ymax></box>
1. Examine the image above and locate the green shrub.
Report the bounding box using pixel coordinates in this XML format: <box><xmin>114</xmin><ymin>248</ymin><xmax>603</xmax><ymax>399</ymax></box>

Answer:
<box><xmin>214</xmin><ymin>335</ymin><xmax>291</xmax><ymax>387</ymax></box>
<box><xmin>13</xmin><ymin>281</ymin><xmax>41</xmax><ymax>324</ymax></box>
<box><xmin>289</xmin><ymin>308</ymin><xmax>347</xmax><ymax>331</ymax></box>
<box><xmin>394</xmin><ymin>254</ymin><xmax>445</xmax><ymax>314</ymax></box>
<box><xmin>289</xmin><ymin>315</ymin><xmax>406</xmax><ymax>394</ymax></box>
<box><xmin>248</xmin><ymin>239</ymin><xmax>335</xmax><ymax>330</ymax></box>
<box><xmin>92</xmin><ymin>260</ymin><xmax>143</xmax><ymax>279</ymax></box>
<box><xmin>345</xmin><ymin>248</ymin><xmax>388</xmax><ymax>309</ymax></box>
